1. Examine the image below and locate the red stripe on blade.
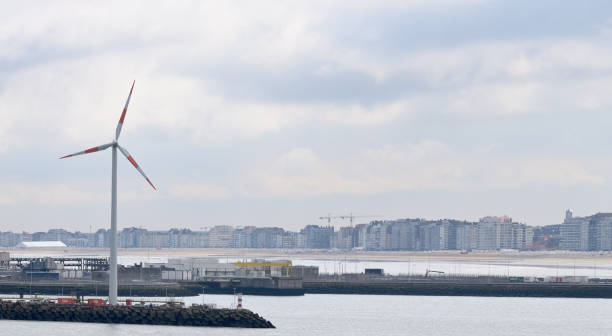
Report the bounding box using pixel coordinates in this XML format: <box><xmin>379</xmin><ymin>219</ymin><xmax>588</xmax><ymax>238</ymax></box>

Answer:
<box><xmin>127</xmin><ymin>156</ymin><xmax>139</xmax><ymax>168</ymax></box>
<box><xmin>59</xmin><ymin>154</ymin><xmax>72</xmax><ymax>159</ymax></box>
<box><xmin>118</xmin><ymin>108</ymin><xmax>127</xmax><ymax>124</ymax></box>
<box><xmin>84</xmin><ymin>146</ymin><xmax>99</xmax><ymax>154</ymax></box>
<box><xmin>146</xmin><ymin>178</ymin><xmax>156</xmax><ymax>190</ymax></box>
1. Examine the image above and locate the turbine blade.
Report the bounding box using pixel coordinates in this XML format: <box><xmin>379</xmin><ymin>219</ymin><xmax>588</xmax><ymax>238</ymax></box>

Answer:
<box><xmin>117</xmin><ymin>145</ymin><xmax>156</xmax><ymax>190</ymax></box>
<box><xmin>59</xmin><ymin>143</ymin><xmax>113</xmax><ymax>159</ymax></box>
<box><xmin>115</xmin><ymin>80</ymin><xmax>135</xmax><ymax>140</ymax></box>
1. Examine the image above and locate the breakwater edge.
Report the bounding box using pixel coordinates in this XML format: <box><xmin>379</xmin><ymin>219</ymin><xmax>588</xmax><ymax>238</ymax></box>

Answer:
<box><xmin>0</xmin><ymin>300</ymin><xmax>275</xmax><ymax>328</ymax></box>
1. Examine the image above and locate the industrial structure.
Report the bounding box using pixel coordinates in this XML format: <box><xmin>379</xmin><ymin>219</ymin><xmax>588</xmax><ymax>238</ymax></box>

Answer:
<box><xmin>0</xmin><ymin>252</ymin><xmax>315</xmax><ymax>296</ymax></box>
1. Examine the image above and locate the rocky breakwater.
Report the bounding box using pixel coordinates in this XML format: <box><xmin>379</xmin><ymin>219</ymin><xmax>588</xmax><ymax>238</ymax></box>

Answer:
<box><xmin>0</xmin><ymin>301</ymin><xmax>275</xmax><ymax>328</ymax></box>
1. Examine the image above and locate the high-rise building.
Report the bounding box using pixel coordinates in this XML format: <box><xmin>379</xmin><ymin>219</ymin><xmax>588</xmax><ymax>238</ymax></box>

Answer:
<box><xmin>301</xmin><ymin>225</ymin><xmax>334</xmax><ymax>249</ymax></box>
<box><xmin>335</xmin><ymin>227</ymin><xmax>355</xmax><ymax>250</ymax></box>
<box><xmin>281</xmin><ymin>232</ymin><xmax>299</xmax><ymax>249</ymax></box>
<box><xmin>352</xmin><ymin>224</ymin><xmax>368</xmax><ymax>249</ymax></box>
<box><xmin>456</xmin><ymin>223</ymin><xmax>477</xmax><ymax>250</ymax></box>
<box><xmin>365</xmin><ymin>222</ymin><xmax>385</xmax><ymax>250</ymax></box>
<box><xmin>586</xmin><ymin>213</ymin><xmax>612</xmax><ymax>251</ymax></box>
<box><xmin>389</xmin><ymin>219</ymin><xmax>419</xmax><ymax>250</ymax></box>
<box><xmin>560</xmin><ymin>210</ymin><xmax>590</xmax><ymax>251</ymax></box>
<box><xmin>511</xmin><ymin>223</ymin><xmax>534</xmax><ymax>249</ymax></box>
<box><xmin>477</xmin><ymin>215</ymin><xmax>519</xmax><ymax>250</ymax></box>
<box><xmin>208</xmin><ymin>225</ymin><xmax>234</xmax><ymax>248</ymax></box>
<box><xmin>594</xmin><ymin>216</ymin><xmax>612</xmax><ymax>250</ymax></box>
<box><xmin>93</xmin><ymin>229</ymin><xmax>110</xmax><ymax>248</ymax></box>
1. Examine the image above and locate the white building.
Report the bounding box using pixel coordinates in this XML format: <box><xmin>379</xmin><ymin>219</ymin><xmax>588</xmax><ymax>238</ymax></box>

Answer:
<box><xmin>166</xmin><ymin>258</ymin><xmax>237</xmax><ymax>279</ymax></box>
<box><xmin>208</xmin><ymin>226</ymin><xmax>234</xmax><ymax>248</ymax></box>
<box><xmin>16</xmin><ymin>241</ymin><xmax>67</xmax><ymax>248</ymax></box>
<box><xmin>560</xmin><ymin>210</ymin><xmax>590</xmax><ymax>251</ymax></box>
<box><xmin>456</xmin><ymin>223</ymin><xmax>477</xmax><ymax>250</ymax></box>
<box><xmin>477</xmin><ymin>216</ymin><xmax>526</xmax><ymax>250</ymax></box>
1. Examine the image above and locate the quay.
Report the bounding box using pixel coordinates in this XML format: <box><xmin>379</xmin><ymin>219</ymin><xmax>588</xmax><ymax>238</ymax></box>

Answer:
<box><xmin>303</xmin><ymin>278</ymin><xmax>612</xmax><ymax>298</ymax></box>
<box><xmin>0</xmin><ymin>281</ymin><xmax>203</xmax><ymax>297</ymax></box>
<box><xmin>6</xmin><ymin>278</ymin><xmax>612</xmax><ymax>299</ymax></box>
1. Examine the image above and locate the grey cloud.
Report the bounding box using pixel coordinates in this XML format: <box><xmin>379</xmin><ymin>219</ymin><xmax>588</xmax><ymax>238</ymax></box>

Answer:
<box><xmin>4</xmin><ymin>1</ymin><xmax>612</xmax><ymax>231</ymax></box>
<box><xmin>322</xmin><ymin>1</ymin><xmax>612</xmax><ymax>52</ymax></box>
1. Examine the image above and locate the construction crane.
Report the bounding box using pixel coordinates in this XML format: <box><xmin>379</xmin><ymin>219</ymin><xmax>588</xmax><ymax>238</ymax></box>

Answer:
<box><xmin>338</xmin><ymin>213</ymin><xmax>379</xmax><ymax>227</ymax></box>
<box><xmin>318</xmin><ymin>214</ymin><xmax>343</xmax><ymax>226</ymax></box>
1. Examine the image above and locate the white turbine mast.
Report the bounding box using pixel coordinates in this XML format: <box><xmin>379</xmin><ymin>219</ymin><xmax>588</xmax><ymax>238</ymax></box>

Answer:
<box><xmin>60</xmin><ymin>81</ymin><xmax>156</xmax><ymax>305</ymax></box>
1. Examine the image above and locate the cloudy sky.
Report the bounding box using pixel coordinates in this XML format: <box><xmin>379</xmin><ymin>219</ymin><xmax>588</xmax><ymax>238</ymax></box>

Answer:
<box><xmin>2</xmin><ymin>0</ymin><xmax>612</xmax><ymax>232</ymax></box>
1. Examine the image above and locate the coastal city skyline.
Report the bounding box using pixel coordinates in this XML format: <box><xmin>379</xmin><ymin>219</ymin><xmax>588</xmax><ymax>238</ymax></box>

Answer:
<box><xmin>4</xmin><ymin>209</ymin><xmax>611</xmax><ymax>252</ymax></box>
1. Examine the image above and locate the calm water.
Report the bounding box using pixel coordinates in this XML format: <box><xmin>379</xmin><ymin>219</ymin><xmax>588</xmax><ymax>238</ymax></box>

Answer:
<box><xmin>3</xmin><ymin>294</ymin><xmax>612</xmax><ymax>336</ymax></box>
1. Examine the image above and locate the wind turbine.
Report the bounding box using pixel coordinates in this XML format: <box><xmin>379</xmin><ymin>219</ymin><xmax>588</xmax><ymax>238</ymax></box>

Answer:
<box><xmin>60</xmin><ymin>81</ymin><xmax>156</xmax><ymax>305</ymax></box>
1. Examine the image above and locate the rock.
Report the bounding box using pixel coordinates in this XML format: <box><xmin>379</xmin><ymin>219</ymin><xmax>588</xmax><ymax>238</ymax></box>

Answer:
<box><xmin>0</xmin><ymin>301</ymin><xmax>274</xmax><ymax>328</ymax></box>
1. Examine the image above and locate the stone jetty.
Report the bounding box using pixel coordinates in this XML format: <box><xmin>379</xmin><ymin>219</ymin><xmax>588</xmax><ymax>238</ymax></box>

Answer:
<box><xmin>0</xmin><ymin>301</ymin><xmax>275</xmax><ymax>328</ymax></box>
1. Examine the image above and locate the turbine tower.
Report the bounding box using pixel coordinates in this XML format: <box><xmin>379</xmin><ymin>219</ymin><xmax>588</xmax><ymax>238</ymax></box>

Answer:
<box><xmin>60</xmin><ymin>81</ymin><xmax>155</xmax><ymax>305</ymax></box>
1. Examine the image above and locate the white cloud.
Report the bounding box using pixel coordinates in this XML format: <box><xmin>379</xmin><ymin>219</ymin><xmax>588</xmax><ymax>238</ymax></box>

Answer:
<box><xmin>445</xmin><ymin>82</ymin><xmax>543</xmax><ymax>117</ymax></box>
<box><xmin>240</xmin><ymin>142</ymin><xmax>607</xmax><ymax>197</ymax></box>
<box><xmin>0</xmin><ymin>141</ymin><xmax>606</xmax><ymax>205</ymax></box>
<box><xmin>2</xmin><ymin>2</ymin><xmax>612</xmax><ymax>153</ymax></box>
<box><xmin>3</xmin><ymin>1</ymin><xmax>612</xmax><ymax>230</ymax></box>
<box><xmin>0</xmin><ymin>182</ymin><xmax>104</xmax><ymax>205</ymax></box>
<box><xmin>168</xmin><ymin>182</ymin><xmax>232</xmax><ymax>200</ymax></box>
<box><xmin>0</xmin><ymin>179</ymin><xmax>162</xmax><ymax>206</ymax></box>
<box><xmin>0</xmin><ymin>62</ymin><xmax>421</xmax><ymax>150</ymax></box>
<box><xmin>480</xmin><ymin>158</ymin><xmax>605</xmax><ymax>189</ymax></box>
<box><xmin>324</xmin><ymin>38</ymin><xmax>612</xmax><ymax>117</ymax></box>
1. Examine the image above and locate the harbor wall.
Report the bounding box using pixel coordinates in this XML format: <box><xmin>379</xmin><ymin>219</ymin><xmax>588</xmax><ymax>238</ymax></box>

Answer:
<box><xmin>198</xmin><ymin>280</ymin><xmax>305</xmax><ymax>296</ymax></box>
<box><xmin>304</xmin><ymin>280</ymin><xmax>612</xmax><ymax>298</ymax></box>
<box><xmin>6</xmin><ymin>279</ymin><xmax>612</xmax><ymax>298</ymax></box>
<box><xmin>0</xmin><ymin>282</ymin><xmax>203</xmax><ymax>297</ymax></box>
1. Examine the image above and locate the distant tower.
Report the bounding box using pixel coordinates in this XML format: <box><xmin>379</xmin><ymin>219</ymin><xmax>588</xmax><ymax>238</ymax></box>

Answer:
<box><xmin>565</xmin><ymin>209</ymin><xmax>573</xmax><ymax>221</ymax></box>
